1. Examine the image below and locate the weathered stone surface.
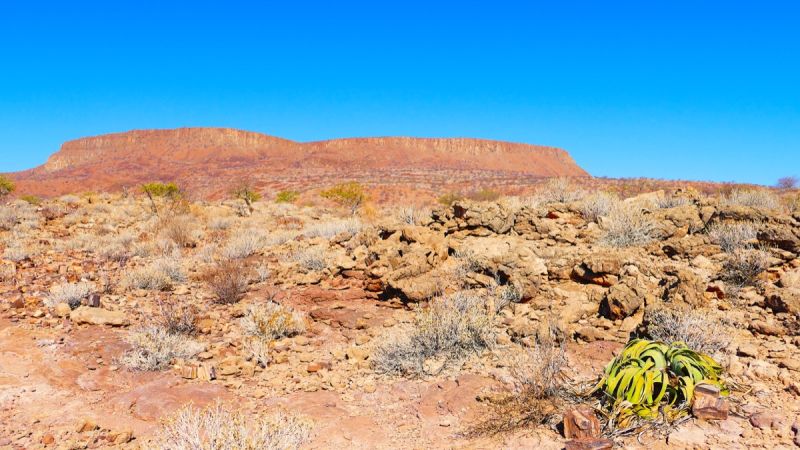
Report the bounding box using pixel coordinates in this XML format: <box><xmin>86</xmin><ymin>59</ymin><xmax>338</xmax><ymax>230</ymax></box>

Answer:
<box><xmin>563</xmin><ymin>405</ymin><xmax>601</xmax><ymax>439</ymax></box>
<box><xmin>692</xmin><ymin>383</ymin><xmax>729</xmax><ymax>420</ymax></box>
<box><xmin>564</xmin><ymin>437</ymin><xmax>613</xmax><ymax>450</ymax></box>
<box><xmin>599</xmin><ymin>275</ymin><xmax>655</xmax><ymax>320</ymax></box>
<box><xmin>70</xmin><ymin>306</ymin><xmax>129</xmax><ymax>326</ymax></box>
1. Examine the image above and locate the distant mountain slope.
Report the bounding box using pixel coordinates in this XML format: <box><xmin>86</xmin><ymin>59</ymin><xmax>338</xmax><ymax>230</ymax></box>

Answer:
<box><xmin>9</xmin><ymin>127</ymin><xmax>590</xmax><ymax>199</ymax></box>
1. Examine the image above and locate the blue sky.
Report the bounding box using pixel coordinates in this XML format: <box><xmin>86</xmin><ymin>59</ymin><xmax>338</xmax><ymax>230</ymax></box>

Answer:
<box><xmin>1</xmin><ymin>1</ymin><xmax>798</xmax><ymax>185</ymax></box>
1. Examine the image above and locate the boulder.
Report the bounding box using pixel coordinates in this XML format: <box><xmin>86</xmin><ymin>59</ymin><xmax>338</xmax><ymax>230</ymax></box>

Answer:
<box><xmin>70</xmin><ymin>306</ymin><xmax>129</xmax><ymax>326</ymax></box>
<box><xmin>692</xmin><ymin>383</ymin><xmax>729</xmax><ymax>420</ymax></box>
<box><xmin>599</xmin><ymin>275</ymin><xmax>656</xmax><ymax>320</ymax></box>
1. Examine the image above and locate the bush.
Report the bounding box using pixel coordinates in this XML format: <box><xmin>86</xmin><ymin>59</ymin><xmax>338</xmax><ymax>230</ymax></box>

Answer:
<box><xmin>221</xmin><ymin>229</ymin><xmax>266</xmax><ymax>259</ymax></box>
<box><xmin>231</xmin><ymin>180</ymin><xmax>262</xmax><ymax>213</ymax></box>
<box><xmin>154</xmin><ymin>402</ymin><xmax>312</xmax><ymax>450</ymax></box>
<box><xmin>776</xmin><ymin>176</ymin><xmax>798</xmax><ymax>190</ymax></box>
<box><xmin>721</xmin><ymin>248</ymin><xmax>769</xmax><ymax>291</ymax></box>
<box><xmin>579</xmin><ymin>192</ymin><xmax>618</xmax><ymax>222</ymax></box>
<box><xmin>160</xmin><ymin>215</ymin><xmax>197</xmax><ymax>248</ymax></box>
<box><xmin>600</xmin><ymin>203</ymin><xmax>658</xmax><ymax>247</ymax></box>
<box><xmin>0</xmin><ymin>207</ymin><xmax>17</xmax><ymax>230</ymax></box>
<box><xmin>203</xmin><ymin>259</ymin><xmax>249</xmax><ymax>304</ymax></box>
<box><xmin>0</xmin><ymin>175</ymin><xmax>15</xmax><ymax>198</ymax></box>
<box><xmin>19</xmin><ymin>195</ymin><xmax>42</xmax><ymax>206</ymax></box>
<box><xmin>287</xmin><ymin>247</ymin><xmax>328</xmax><ymax>271</ymax></box>
<box><xmin>397</xmin><ymin>206</ymin><xmax>428</xmax><ymax>225</ymax></box>
<box><xmin>156</xmin><ymin>297</ymin><xmax>198</xmax><ymax>335</ymax></box>
<box><xmin>723</xmin><ymin>189</ymin><xmax>780</xmax><ymax>210</ymax></box>
<box><xmin>275</xmin><ymin>190</ymin><xmax>299</xmax><ymax>204</ymax></box>
<box><xmin>302</xmin><ymin>218</ymin><xmax>361</xmax><ymax>238</ymax></box>
<box><xmin>708</xmin><ymin>221</ymin><xmax>758</xmax><ymax>253</ymax></box>
<box><xmin>119</xmin><ymin>325</ymin><xmax>204</xmax><ymax>371</ymax></box>
<box><xmin>241</xmin><ymin>301</ymin><xmax>306</xmax><ymax>340</ymax></box>
<box><xmin>142</xmin><ymin>182</ymin><xmax>183</xmax><ymax>215</ymax></box>
<box><xmin>537</xmin><ymin>178</ymin><xmax>585</xmax><ymax>204</ymax></box>
<box><xmin>654</xmin><ymin>195</ymin><xmax>690</xmax><ymax>209</ymax></box>
<box><xmin>466</xmin><ymin>188</ymin><xmax>502</xmax><ymax>202</ymax></box>
<box><xmin>642</xmin><ymin>306</ymin><xmax>730</xmax><ymax>355</ymax></box>
<box><xmin>438</xmin><ymin>191</ymin><xmax>464</xmax><ymax>206</ymax></box>
<box><xmin>372</xmin><ymin>291</ymin><xmax>494</xmax><ymax>376</ymax></box>
<box><xmin>46</xmin><ymin>281</ymin><xmax>93</xmax><ymax>309</ymax></box>
<box><xmin>3</xmin><ymin>245</ymin><xmax>30</xmax><ymax>262</ymax></box>
<box><xmin>125</xmin><ymin>258</ymin><xmax>186</xmax><ymax>291</ymax></box>
<box><xmin>320</xmin><ymin>182</ymin><xmax>366</xmax><ymax>214</ymax></box>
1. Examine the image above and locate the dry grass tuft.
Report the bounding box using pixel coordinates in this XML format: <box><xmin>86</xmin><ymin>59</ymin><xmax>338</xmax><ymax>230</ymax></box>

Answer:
<box><xmin>125</xmin><ymin>257</ymin><xmax>186</xmax><ymax>291</ymax></box>
<box><xmin>708</xmin><ymin>221</ymin><xmax>758</xmax><ymax>253</ymax></box>
<box><xmin>600</xmin><ymin>203</ymin><xmax>658</xmax><ymax>248</ymax></box>
<box><xmin>721</xmin><ymin>247</ymin><xmax>770</xmax><ymax>293</ymax></box>
<box><xmin>221</xmin><ymin>229</ymin><xmax>266</xmax><ymax>259</ymax></box>
<box><xmin>287</xmin><ymin>247</ymin><xmax>329</xmax><ymax>271</ymax></box>
<box><xmin>156</xmin><ymin>297</ymin><xmax>198</xmax><ymax>335</ymax></box>
<box><xmin>154</xmin><ymin>401</ymin><xmax>312</xmax><ymax>450</ymax></box>
<box><xmin>46</xmin><ymin>281</ymin><xmax>93</xmax><ymax>309</ymax></box>
<box><xmin>241</xmin><ymin>301</ymin><xmax>306</xmax><ymax>340</ymax></box>
<box><xmin>642</xmin><ymin>306</ymin><xmax>731</xmax><ymax>355</ymax></box>
<box><xmin>160</xmin><ymin>215</ymin><xmax>197</xmax><ymax>248</ymax></box>
<box><xmin>723</xmin><ymin>189</ymin><xmax>781</xmax><ymax>210</ymax></box>
<box><xmin>202</xmin><ymin>259</ymin><xmax>249</xmax><ymax>304</ymax></box>
<box><xmin>579</xmin><ymin>192</ymin><xmax>619</xmax><ymax>222</ymax></box>
<box><xmin>120</xmin><ymin>325</ymin><xmax>204</xmax><ymax>371</ymax></box>
<box><xmin>537</xmin><ymin>178</ymin><xmax>586</xmax><ymax>204</ymax></box>
<box><xmin>372</xmin><ymin>291</ymin><xmax>494</xmax><ymax>376</ymax></box>
<box><xmin>302</xmin><ymin>218</ymin><xmax>362</xmax><ymax>238</ymax></box>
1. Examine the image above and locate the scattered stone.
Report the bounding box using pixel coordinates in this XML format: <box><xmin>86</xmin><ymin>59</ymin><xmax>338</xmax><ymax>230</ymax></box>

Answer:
<box><xmin>76</xmin><ymin>418</ymin><xmax>99</xmax><ymax>433</ymax></box>
<box><xmin>749</xmin><ymin>412</ymin><xmax>783</xmax><ymax>430</ymax></box>
<box><xmin>692</xmin><ymin>383</ymin><xmax>729</xmax><ymax>420</ymax></box>
<box><xmin>70</xmin><ymin>306</ymin><xmax>129</xmax><ymax>326</ymax></box>
<box><xmin>563</xmin><ymin>405</ymin><xmax>601</xmax><ymax>439</ymax></box>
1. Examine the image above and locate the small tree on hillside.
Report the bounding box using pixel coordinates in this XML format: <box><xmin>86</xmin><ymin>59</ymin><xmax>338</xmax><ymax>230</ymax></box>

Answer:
<box><xmin>231</xmin><ymin>180</ymin><xmax>262</xmax><ymax>214</ymax></box>
<box><xmin>0</xmin><ymin>175</ymin><xmax>16</xmax><ymax>199</ymax></box>
<box><xmin>142</xmin><ymin>182</ymin><xmax>182</xmax><ymax>215</ymax></box>
<box><xmin>777</xmin><ymin>176</ymin><xmax>799</xmax><ymax>190</ymax></box>
<box><xmin>320</xmin><ymin>181</ymin><xmax>366</xmax><ymax>215</ymax></box>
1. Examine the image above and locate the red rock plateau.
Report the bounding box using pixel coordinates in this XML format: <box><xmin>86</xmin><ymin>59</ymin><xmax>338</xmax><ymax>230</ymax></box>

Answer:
<box><xmin>8</xmin><ymin>127</ymin><xmax>589</xmax><ymax>201</ymax></box>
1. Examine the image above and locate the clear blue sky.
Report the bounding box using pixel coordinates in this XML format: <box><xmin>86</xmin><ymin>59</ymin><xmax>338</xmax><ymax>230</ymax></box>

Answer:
<box><xmin>1</xmin><ymin>1</ymin><xmax>798</xmax><ymax>185</ymax></box>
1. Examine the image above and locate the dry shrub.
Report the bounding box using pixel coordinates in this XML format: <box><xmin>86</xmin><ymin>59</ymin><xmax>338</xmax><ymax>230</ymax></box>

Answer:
<box><xmin>244</xmin><ymin>337</ymin><xmax>271</xmax><ymax>368</ymax></box>
<box><xmin>46</xmin><ymin>281</ymin><xmax>93</xmax><ymax>309</ymax></box>
<box><xmin>723</xmin><ymin>189</ymin><xmax>781</xmax><ymax>210</ymax></box>
<box><xmin>120</xmin><ymin>325</ymin><xmax>204</xmax><ymax>371</ymax></box>
<box><xmin>466</xmin><ymin>188</ymin><xmax>502</xmax><ymax>202</ymax></box>
<box><xmin>154</xmin><ymin>401</ymin><xmax>312</xmax><ymax>450</ymax></box>
<box><xmin>642</xmin><ymin>306</ymin><xmax>730</xmax><ymax>355</ymax></box>
<box><xmin>579</xmin><ymin>192</ymin><xmax>618</xmax><ymax>222</ymax></box>
<box><xmin>241</xmin><ymin>301</ymin><xmax>306</xmax><ymax>340</ymax></box>
<box><xmin>708</xmin><ymin>221</ymin><xmax>758</xmax><ymax>253</ymax></box>
<box><xmin>160</xmin><ymin>215</ymin><xmax>197</xmax><ymax>248</ymax></box>
<box><xmin>287</xmin><ymin>247</ymin><xmax>329</xmax><ymax>271</ymax></box>
<box><xmin>469</xmin><ymin>324</ymin><xmax>568</xmax><ymax>436</ymax></box>
<box><xmin>208</xmin><ymin>216</ymin><xmax>234</xmax><ymax>230</ymax></box>
<box><xmin>397</xmin><ymin>206</ymin><xmax>428</xmax><ymax>225</ymax></box>
<box><xmin>302</xmin><ymin>218</ymin><xmax>361</xmax><ymax>239</ymax></box>
<box><xmin>203</xmin><ymin>259</ymin><xmax>249</xmax><ymax>304</ymax></box>
<box><xmin>721</xmin><ymin>247</ymin><xmax>770</xmax><ymax>292</ymax></box>
<box><xmin>537</xmin><ymin>178</ymin><xmax>586</xmax><ymax>204</ymax></box>
<box><xmin>0</xmin><ymin>207</ymin><xmax>18</xmax><ymax>230</ymax></box>
<box><xmin>600</xmin><ymin>203</ymin><xmax>658</xmax><ymax>247</ymax></box>
<box><xmin>372</xmin><ymin>291</ymin><xmax>494</xmax><ymax>376</ymax></box>
<box><xmin>156</xmin><ymin>297</ymin><xmax>198</xmax><ymax>335</ymax></box>
<box><xmin>222</xmin><ymin>229</ymin><xmax>267</xmax><ymax>259</ymax></box>
<box><xmin>2</xmin><ymin>244</ymin><xmax>30</xmax><ymax>262</ymax></box>
<box><xmin>125</xmin><ymin>257</ymin><xmax>186</xmax><ymax>291</ymax></box>
<box><xmin>654</xmin><ymin>195</ymin><xmax>691</xmax><ymax>209</ymax></box>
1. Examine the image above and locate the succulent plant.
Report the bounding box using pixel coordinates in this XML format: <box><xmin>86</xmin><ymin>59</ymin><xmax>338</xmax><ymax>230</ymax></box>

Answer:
<box><xmin>593</xmin><ymin>339</ymin><xmax>727</xmax><ymax>427</ymax></box>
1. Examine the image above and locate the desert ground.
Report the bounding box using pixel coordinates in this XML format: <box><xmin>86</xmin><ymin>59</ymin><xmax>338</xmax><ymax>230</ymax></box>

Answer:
<box><xmin>1</xmin><ymin>179</ymin><xmax>800</xmax><ymax>449</ymax></box>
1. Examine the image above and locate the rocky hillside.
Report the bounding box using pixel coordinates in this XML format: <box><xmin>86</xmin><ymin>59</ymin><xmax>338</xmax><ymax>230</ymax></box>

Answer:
<box><xmin>9</xmin><ymin>128</ymin><xmax>589</xmax><ymax>199</ymax></box>
<box><xmin>1</xmin><ymin>185</ymin><xmax>799</xmax><ymax>448</ymax></box>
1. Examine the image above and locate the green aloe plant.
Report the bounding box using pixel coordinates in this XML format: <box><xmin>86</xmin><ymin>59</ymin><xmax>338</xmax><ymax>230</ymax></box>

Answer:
<box><xmin>593</xmin><ymin>339</ymin><xmax>727</xmax><ymax>427</ymax></box>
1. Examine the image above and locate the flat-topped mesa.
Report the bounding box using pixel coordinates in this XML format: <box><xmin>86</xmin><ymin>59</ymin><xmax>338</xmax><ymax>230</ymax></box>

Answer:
<box><xmin>12</xmin><ymin>127</ymin><xmax>589</xmax><ymax>197</ymax></box>
<box><xmin>42</xmin><ymin>128</ymin><xmax>298</xmax><ymax>172</ymax></box>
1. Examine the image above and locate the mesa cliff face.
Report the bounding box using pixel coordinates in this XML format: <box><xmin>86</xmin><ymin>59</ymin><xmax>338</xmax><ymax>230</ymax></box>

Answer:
<box><xmin>11</xmin><ymin>127</ymin><xmax>589</xmax><ymax>199</ymax></box>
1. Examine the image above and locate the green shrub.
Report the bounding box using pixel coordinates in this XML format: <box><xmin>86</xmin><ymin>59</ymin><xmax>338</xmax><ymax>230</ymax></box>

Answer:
<box><xmin>231</xmin><ymin>181</ymin><xmax>262</xmax><ymax>213</ymax></box>
<box><xmin>0</xmin><ymin>175</ymin><xmax>15</xmax><ymax>198</ymax></box>
<box><xmin>141</xmin><ymin>182</ymin><xmax>182</xmax><ymax>214</ymax></box>
<box><xmin>275</xmin><ymin>190</ymin><xmax>299</xmax><ymax>203</ymax></box>
<box><xmin>437</xmin><ymin>191</ymin><xmax>464</xmax><ymax>206</ymax></box>
<box><xmin>320</xmin><ymin>182</ymin><xmax>366</xmax><ymax>214</ymax></box>
<box><xmin>20</xmin><ymin>195</ymin><xmax>42</xmax><ymax>206</ymax></box>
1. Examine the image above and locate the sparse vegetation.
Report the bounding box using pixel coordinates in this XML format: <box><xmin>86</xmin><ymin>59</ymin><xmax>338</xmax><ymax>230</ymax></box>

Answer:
<box><xmin>372</xmin><ymin>291</ymin><xmax>494</xmax><ymax>376</ymax></box>
<box><xmin>221</xmin><ymin>229</ymin><xmax>266</xmax><ymax>259</ymax></box>
<box><xmin>723</xmin><ymin>188</ymin><xmax>780</xmax><ymax>210</ymax></box>
<box><xmin>142</xmin><ymin>182</ymin><xmax>183</xmax><ymax>215</ymax></box>
<box><xmin>231</xmin><ymin>180</ymin><xmax>262</xmax><ymax>214</ymax></box>
<box><xmin>287</xmin><ymin>247</ymin><xmax>329</xmax><ymax>271</ymax></box>
<box><xmin>579</xmin><ymin>191</ymin><xmax>618</xmax><ymax>222</ymax></box>
<box><xmin>154</xmin><ymin>402</ymin><xmax>312</xmax><ymax>450</ymax></box>
<box><xmin>600</xmin><ymin>203</ymin><xmax>658</xmax><ymax>247</ymax></box>
<box><xmin>156</xmin><ymin>297</ymin><xmax>198</xmax><ymax>335</ymax></box>
<box><xmin>46</xmin><ymin>281</ymin><xmax>93</xmax><ymax>309</ymax></box>
<box><xmin>120</xmin><ymin>325</ymin><xmax>204</xmax><ymax>371</ymax></box>
<box><xmin>241</xmin><ymin>301</ymin><xmax>306</xmax><ymax>341</ymax></box>
<box><xmin>19</xmin><ymin>195</ymin><xmax>42</xmax><ymax>206</ymax></box>
<box><xmin>537</xmin><ymin>177</ymin><xmax>585</xmax><ymax>203</ymax></box>
<box><xmin>275</xmin><ymin>189</ymin><xmax>300</xmax><ymax>204</ymax></box>
<box><xmin>320</xmin><ymin>181</ymin><xmax>366</xmax><ymax>215</ymax></box>
<box><xmin>708</xmin><ymin>221</ymin><xmax>758</xmax><ymax>253</ymax></box>
<box><xmin>302</xmin><ymin>218</ymin><xmax>361</xmax><ymax>238</ymax></box>
<box><xmin>125</xmin><ymin>257</ymin><xmax>186</xmax><ymax>291</ymax></box>
<box><xmin>721</xmin><ymin>247</ymin><xmax>770</xmax><ymax>292</ymax></box>
<box><xmin>437</xmin><ymin>191</ymin><xmax>464</xmax><ymax>206</ymax></box>
<box><xmin>776</xmin><ymin>176</ymin><xmax>798</xmax><ymax>190</ymax></box>
<box><xmin>160</xmin><ymin>215</ymin><xmax>197</xmax><ymax>248</ymax></box>
<box><xmin>466</xmin><ymin>188</ymin><xmax>502</xmax><ymax>202</ymax></box>
<box><xmin>0</xmin><ymin>175</ymin><xmax>16</xmax><ymax>198</ymax></box>
<box><xmin>642</xmin><ymin>306</ymin><xmax>731</xmax><ymax>355</ymax></box>
<box><xmin>202</xmin><ymin>259</ymin><xmax>249</xmax><ymax>304</ymax></box>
